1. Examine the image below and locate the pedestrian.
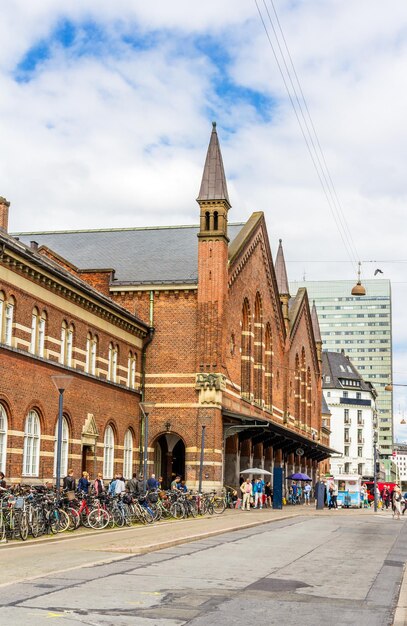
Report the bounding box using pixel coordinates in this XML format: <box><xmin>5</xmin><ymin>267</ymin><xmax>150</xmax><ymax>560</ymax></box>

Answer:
<box><xmin>393</xmin><ymin>485</ymin><xmax>402</xmax><ymax>520</ymax></box>
<box><xmin>126</xmin><ymin>472</ymin><xmax>139</xmax><ymax>495</ymax></box>
<box><xmin>158</xmin><ymin>476</ymin><xmax>163</xmax><ymax>490</ymax></box>
<box><xmin>108</xmin><ymin>475</ymin><xmax>117</xmax><ymax>495</ymax></box>
<box><xmin>171</xmin><ymin>475</ymin><xmax>181</xmax><ymax>490</ymax></box>
<box><xmin>114</xmin><ymin>475</ymin><xmax>126</xmax><ymax>495</ymax></box>
<box><xmin>297</xmin><ymin>483</ymin><xmax>302</xmax><ymax>503</ymax></box>
<box><xmin>147</xmin><ymin>473</ymin><xmax>159</xmax><ymax>491</ymax></box>
<box><xmin>180</xmin><ymin>480</ymin><xmax>188</xmax><ymax>493</ymax></box>
<box><xmin>402</xmin><ymin>492</ymin><xmax>407</xmax><ymax>516</ymax></box>
<box><xmin>328</xmin><ymin>480</ymin><xmax>335</xmax><ymax>509</ymax></box>
<box><xmin>0</xmin><ymin>471</ymin><xmax>6</xmax><ymax>490</ymax></box>
<box><xmin>136</xmin><ymin>473</ymin><xmax>145</xmax><ymax>494</ymax></box>
<box><xmin>62</xmin><ymin>468</ymin><xmax>76</xmax><ymax>491</ymax></box>
<box><xmin>93</xmin><ymin>473</ymin><xmax>105</xmax><ymax>496</ymax></box>
<box><xmin>291</xmin><ymin>481</ymin><xmax>298</xmax><ymax>504</ymax></box>
<box><xmin>241</xmin><ymin>478</ymin><xmax>253</xmax><ymax>511</ymax></box>
<box><xmin>254</xmin><ymin>478</ymin><xmax>264</xmax><ymax>509</ymax></box>
<box><xmin>382</xmin><ymin>485</ymin><xmax>391</xmax><ymax>510</ymax></box>
<box><xmin>77</xmin><ymin>471</ymin><xmax>90</xmax><ymax>494</ymax></box>
<box><xmin>304</xmin><ymin>482</ymin><xmax>311</xmax><ymax>506</ymax></box>
<box><xmin>331</xmin><ymin>483</ymin><xmax>338</xmax><ymax>509</ymax></box>
<box><xmin>265</xmin><ymin>481</ymin><xmax>272</xmax><ymax>508</ymax></box>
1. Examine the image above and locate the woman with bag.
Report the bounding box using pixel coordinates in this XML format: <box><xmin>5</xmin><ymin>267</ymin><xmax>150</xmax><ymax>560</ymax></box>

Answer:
<box><xmin>393</xmin><ymin>485</ymin><xmax>402</xmax><ymax>520</ymax></box>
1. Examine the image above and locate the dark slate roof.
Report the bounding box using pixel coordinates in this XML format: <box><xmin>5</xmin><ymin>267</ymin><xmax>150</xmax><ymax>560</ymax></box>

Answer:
<box><xmin>14</xmin><ymin>223</ymin><xmax>244</xmax><ymax>285</ymax></box>
<box><xmin>274</xmin><ymin>239</ymin><xmax>290</xmax><ymax>295</ymax></box>
<box><xmin>322</xmin><ymin>351</ymin><xmax>372</xmax><ymax>392</ymax></box>
<box><xmin>197</xmin><ymin>122</ymin><xmax>230</xmax><ymax>205</ymax></box>
<box><xmin>322</xmin><ymin>394</ymin><xmax>331</xmax><ymax>416</ymax></box>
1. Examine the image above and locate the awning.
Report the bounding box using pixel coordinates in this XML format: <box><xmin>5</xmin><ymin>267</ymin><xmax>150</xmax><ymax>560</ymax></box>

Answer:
<box><xmin>223</xmin><ymin>409</ymin><xmax>338</xmax><ymax>462</ymax></box>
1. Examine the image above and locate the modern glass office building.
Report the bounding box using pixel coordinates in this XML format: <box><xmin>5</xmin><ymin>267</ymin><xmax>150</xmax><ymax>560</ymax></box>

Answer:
<box><xmin>290</xmin><ymin>280</ymin><xmax>393</xmax><ymax>462</ymax></box>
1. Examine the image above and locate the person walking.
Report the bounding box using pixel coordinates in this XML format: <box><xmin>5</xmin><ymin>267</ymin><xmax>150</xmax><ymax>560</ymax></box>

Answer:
<box><xmin>241</xmin><ymin>478</ymin><xmax>253</xmax><ymax>511</ymax></box>
<box><xmin>393</xmin><ymin>485</ymin><xmax>402</xmax><ymax>520</ymax></box>
<box><xmin>147</xmin><ymin>473</ymin><xmax>159</xmax><ymax>491</ymax></box>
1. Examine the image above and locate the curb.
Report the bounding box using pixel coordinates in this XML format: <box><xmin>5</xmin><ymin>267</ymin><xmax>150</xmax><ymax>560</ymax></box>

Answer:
<box><xmin>393</xmin><ymin>564</ymin><xmax>407</xmax><ymax>626</ymax></box>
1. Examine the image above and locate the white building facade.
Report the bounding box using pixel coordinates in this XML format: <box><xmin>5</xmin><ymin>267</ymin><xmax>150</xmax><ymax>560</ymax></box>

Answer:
<box><xmin>322</xmin><ymin>351</ymin><xmax>376</xmax><ymax>478</ymax></box>
<box><xmin>393</xmin><ymin>444</ymin><xmax>407</xmax><ymax>489</ymax></box>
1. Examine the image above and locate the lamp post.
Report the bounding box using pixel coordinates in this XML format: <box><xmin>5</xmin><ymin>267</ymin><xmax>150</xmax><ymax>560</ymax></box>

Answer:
<box><xmin>140</xmin><ymin>403</ymin><xmax>155</xmax><ymax>492</ymax></box>
<box><xmin>51</xmin><ymin>375</ymin><xmax>73</xmax><ymax>492</ymax></box>
<box><xmin>198</xmin><ymin>415</ymin><xmax>212</xmax><ymax>493</ymax></box>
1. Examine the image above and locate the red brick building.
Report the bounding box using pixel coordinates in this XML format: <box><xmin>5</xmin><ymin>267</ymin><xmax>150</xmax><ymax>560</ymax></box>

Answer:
<box><xmin>3</xmin><ymin>124</ymin><xmax>333</xmax><ymax>488</ymax></box>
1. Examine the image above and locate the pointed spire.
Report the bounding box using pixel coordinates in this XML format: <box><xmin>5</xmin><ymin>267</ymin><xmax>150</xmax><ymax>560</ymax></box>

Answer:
<box><xmin>311</xmin><ymin>300</ymin><xmax>322</xmax><ymax>343</ymax></box>
<box><xmin>197</xmin><ymin>122</ymin><xmax>230</xmax><ymax>206</ymax></box>
<box><xmin>275</xmin><ymin>239</ymin><xmax>290</xmax><ymax>296</ymax></box>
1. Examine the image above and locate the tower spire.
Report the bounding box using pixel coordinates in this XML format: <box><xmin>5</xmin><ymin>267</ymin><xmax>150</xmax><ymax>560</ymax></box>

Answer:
<box><xmin>275</xmin><ymin>239</ymin><xmax>290</xmax><ymax>296</ymax></box>
<box><xmin>197</xmin><ymin>122</ymin><xmax>230</xmax><ymax>205</ymax></box>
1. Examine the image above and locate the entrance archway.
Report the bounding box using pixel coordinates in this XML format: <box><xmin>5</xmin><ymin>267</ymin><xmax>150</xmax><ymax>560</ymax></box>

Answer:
<box><xmin>153</xmin><ymin>433</ymin><xmax>185</xmax><ymax>489</ymax></box>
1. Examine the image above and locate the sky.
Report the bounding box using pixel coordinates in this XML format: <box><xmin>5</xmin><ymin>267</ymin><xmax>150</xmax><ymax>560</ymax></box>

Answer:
<box><xmin>1</xmin><ymin>0</ymin><xmax>407</xmax><ymax>438</ymax></box>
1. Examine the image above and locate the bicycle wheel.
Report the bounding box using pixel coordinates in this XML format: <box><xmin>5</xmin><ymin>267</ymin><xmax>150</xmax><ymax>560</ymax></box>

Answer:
<box><xmin>87</xmin><ymin>508</ymin><xmax>110</xmax><ymax>529</ymax></box>
<box><xmin>50</xmin><ymin>508</ymin><xmax>70</xmax><ymax>533</ymax></box>
<box><xmin>170</xmin><ymin>502</ymin><xmax>185</xmax><ymax>519</ymax></box>
<box><xmin>112</xmin><ymin>508</ymin><xmax>125</xmax><ymax>528</ymax></box>
<box><xmin>29</xmin><ymin>508</ymin><xmax>40</xmax><ymax>537</ymax></box>
<box><xmin>66</xmin><ymin>508</ymin><xmax>80</xmax><ymax>530</ymax></box>
<box><xmin>212</xmin><ymin>497</ymin><xmax>226</xmax><ymax>514</ymax></box>
<box><xmin>186</xmin><ymin>501</ymin><xmax>197</xmax><ymax>518</ymax></box>
<box><xmin>0</xmin><ymin>512</ymin><xmax>5</xmax><ymax>541</ymax></box>
<box><xmin>19</xmin><ymin>512</ymin><xmax>29</xmax><ymax>541</ymax></box>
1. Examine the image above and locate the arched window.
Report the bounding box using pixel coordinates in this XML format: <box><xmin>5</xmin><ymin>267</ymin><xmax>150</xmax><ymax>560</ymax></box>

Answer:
<box><xmin>123</xmin><ymin>429</ymin><xmax>133</xmax><ymax>479</ymax></box>
<box><xmin>30</xmin><ymin>308</ymin><xmax>46</xmax><ymax>356</ymax></box>
<box><xmin>0</xmin><ymin>404</ymin><xmax>8</xmax><ymax>473</ymax></box>
<box><xmin>86</xmin><ymin>333</ymin><xmax>98</xmax><ymax>375</ymax></box>
<box><xmin>300</xmin><ymin>348</ymin><xmax>306</xmax><ymax>427</ymax></box>
<box><xmin>127</xmin><ymin>352</ymin><xmax>137</xmax><ymax>389</ymax></box>
<box><xmin>205</xmin><ymin>211</ymin><xmax>210</xmax><ymax>230</ymax></box>
<box><xmin>295</xmin><ymin>353</ymin><xmax>300</xmax><ymax>420</ymax></box>
<box><xmin>53</xmin><ymin>416</ymin><xmax>69</xmax><ymax>478</ymax></box>
<box><xmin>253</xmin><ymin>293</ymin><xmax>263</xmax><ymax>405</ymax></box>
<box><xmin>241</xmin><ymin>298</ymin><xmax>252</xmax><ymax>400</ymax></box>
<box><xmin>103</xmin><ymin>425</ymin><xmax>114</xmax><ymax>479</ymax></box>
<box><xmin>23</xmin><ymin>410</ymin><xmax>40</xmax><ymax>476</ymax></box>
<box><xmin>306</xmin><ymin>368</ymin><xmax>312</xmax><ymax>431</ymax></box>
<box><xmin>213</xmin><ymin>211</ymin><xmax>219</xmax><ymax>230</ymax></box>
<box><xmin>264</xmin><ymin>323</ymin><xmax>272</xmax><ymax>410</ymax></box>
<box><xmin>60</xmin><ymin>321</ymin><xmax>67</xmax><ymax>364</ymax></box>
<box><xmin>4</xmin><ymin>296</ymin><xmax>14</xmax><ymax>346</ymax></box>
<box><xmin>108</xmin><ymin>343</ymin><xmax>118</xmax><ymax>382</ymax></box>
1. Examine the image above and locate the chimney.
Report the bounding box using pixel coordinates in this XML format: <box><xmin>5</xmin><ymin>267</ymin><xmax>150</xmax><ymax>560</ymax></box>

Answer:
<box><xmin>0</xmin><ymin>197</ymin><xmax>10</xmax><ymax>233</ymax></box>
<box><xmin>30</xmin><ymin>241</ymin><xmax>39</xmax><ymax>251</ymax></box>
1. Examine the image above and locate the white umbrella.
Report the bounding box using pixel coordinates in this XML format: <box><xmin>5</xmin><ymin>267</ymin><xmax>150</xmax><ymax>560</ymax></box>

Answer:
<box><xmin>240</xmin><ymin>467</ymin><xmax>272</xmax><ymax>475</ymax></box>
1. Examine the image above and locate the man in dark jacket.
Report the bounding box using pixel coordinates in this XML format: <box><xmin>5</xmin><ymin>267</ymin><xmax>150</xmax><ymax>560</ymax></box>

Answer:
<box><xmin>63</xmin><ymin>469</ymin><xmax>76</xmax><ymax>491</ymax></box>
<box><xmin>147</xmin><ymin>473</ymin><xmax>159</xmax><ymax>490</ymax></box>
<box><xmin>126</xmin><ymin>472</ymin><xmax>139</xmax><ymax>495</ymax></box>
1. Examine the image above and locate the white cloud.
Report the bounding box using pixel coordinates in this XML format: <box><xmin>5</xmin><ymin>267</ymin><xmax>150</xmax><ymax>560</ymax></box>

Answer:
<box><xmin>0</xmin><ymin>0</ymin><xmax>406</xmax><ymax>438</ymax></box>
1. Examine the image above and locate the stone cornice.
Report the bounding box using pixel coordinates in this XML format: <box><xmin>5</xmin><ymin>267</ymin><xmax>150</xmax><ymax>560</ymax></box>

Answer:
<box><xmin>0</xmin><ymin>242</ymin><xmax>148</xmax><ymax>338</ymax></box>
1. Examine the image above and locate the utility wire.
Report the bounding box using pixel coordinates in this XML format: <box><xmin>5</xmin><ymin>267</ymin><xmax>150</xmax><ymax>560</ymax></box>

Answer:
<box><xmin>254</xmin><ymin>0</ymin><xmax>360</xmax><ymax>272</ymax></box>
<box><xmin>267</xmin><ymin>0</ymin><xmax>360</xmax><ymax>268</ymax></box>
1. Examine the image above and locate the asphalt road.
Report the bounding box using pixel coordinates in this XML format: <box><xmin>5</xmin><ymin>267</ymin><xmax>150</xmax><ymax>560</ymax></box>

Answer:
<box><xmin>0</xmin><ymin>512</ymin><xmax>406</xmax><ymax>625</ymax></box>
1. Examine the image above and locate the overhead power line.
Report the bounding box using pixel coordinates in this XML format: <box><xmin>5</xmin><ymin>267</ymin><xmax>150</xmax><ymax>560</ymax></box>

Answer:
<box><xmin>254</xmin><ymin>0</ymin><xmax>360</xmax><ymax>273</ymax></box>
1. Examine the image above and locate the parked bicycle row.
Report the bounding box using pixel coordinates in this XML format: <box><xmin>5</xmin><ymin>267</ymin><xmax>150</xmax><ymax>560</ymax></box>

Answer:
<box><xmin>0</xmin><ymin>484</ymin><xmax>227</xmax><ymax>542</ymax></box>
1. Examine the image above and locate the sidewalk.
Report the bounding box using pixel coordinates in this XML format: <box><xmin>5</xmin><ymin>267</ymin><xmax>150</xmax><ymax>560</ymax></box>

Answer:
<box><xmin>0</xmin><ymin>506</ymin><xmax>376</xmax><ymax>588</ymax></box>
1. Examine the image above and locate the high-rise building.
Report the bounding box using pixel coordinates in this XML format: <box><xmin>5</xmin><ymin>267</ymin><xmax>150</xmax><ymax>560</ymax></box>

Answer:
<box><xmin>290</xmin><ymin>280</ymin><xmax>393</xmax><ymax>464</ymax></box>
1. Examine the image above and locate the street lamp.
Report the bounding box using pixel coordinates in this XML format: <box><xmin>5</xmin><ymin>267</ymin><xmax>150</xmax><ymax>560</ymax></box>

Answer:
<box><xmin>351</xmin><ymin>261</ymin><xmax>366</xmax><ymax>296</ymax></box>
<box><xmin>51</xmin><ymin>375</ymin><xmax>73</xmax><ymax>492</ymax></box>
<box><xmin>140</xmin><ymin>402</ymin><xmax>155</xmax><ymax>492</ymax></box>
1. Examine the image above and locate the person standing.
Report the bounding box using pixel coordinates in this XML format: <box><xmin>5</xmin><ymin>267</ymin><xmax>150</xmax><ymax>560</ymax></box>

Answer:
<box><xmin>77</xmin><ymin>471</ymin><xmax>90</xmax><ymax>494</ymax></box>
<box><xmin>114</xmin><ymin>475</ymin><xmax>126</xmax><ymax>496</ymax></box>
<box><xmin>147</xmin><ymin>473</ymin><xmax>159</xmax><ymax>491</ymax></box>
<box><xmin>93</xmin><ymin>473</ymin><xmax>105</xmax><ymax>496</ymax></box>
<box><xmin>0</xmin><ymin>472</ymin><xmax>6</xmax><ymax>490</ymax></box>
<box><xmin>63</xmin><ymin>469</ymin><xmax>76</xmax><ymax>491</ymax></box>
<box><xmin>304</xmin><ymin>482</ymin><xmax>311</xmax><ymax>506</ymax></box>
<box><xmin>254</xmin><ymin>478</ymin><xmax>264</xmax><ymax>509</ymax></box>
<box><xmin>291</xmin><ymin>481</ymin><xmax>298</xmax><ymax>504</ymax></box>
<box><xmin>241</xmin><ymin>478</ymin><xmax>253</xmax><ymax>511</ymax></box>
<box><xmin>265</xmin><ymin>481</ymin><xmax>272</xmax><ymax>508</ymax></box>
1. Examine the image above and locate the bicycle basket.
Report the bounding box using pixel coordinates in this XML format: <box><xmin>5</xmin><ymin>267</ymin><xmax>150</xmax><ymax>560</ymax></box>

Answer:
<box><xmin>148</xmin><ymin>493</ymin><xmax>158</xmax><ymax>503</ymax></box>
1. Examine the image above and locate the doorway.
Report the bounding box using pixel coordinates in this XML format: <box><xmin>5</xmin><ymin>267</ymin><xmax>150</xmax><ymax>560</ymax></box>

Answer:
<box><xmin>153</xmin><ymin>434</ymin><xmax>185</xmax><ymax>489</ymax></box>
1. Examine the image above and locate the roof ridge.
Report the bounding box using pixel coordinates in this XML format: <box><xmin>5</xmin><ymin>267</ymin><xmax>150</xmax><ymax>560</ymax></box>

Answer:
<box><xmin>13</xmin><ymin>221</ymin><xmax>246</xmax><ymax>236</ymax></box>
